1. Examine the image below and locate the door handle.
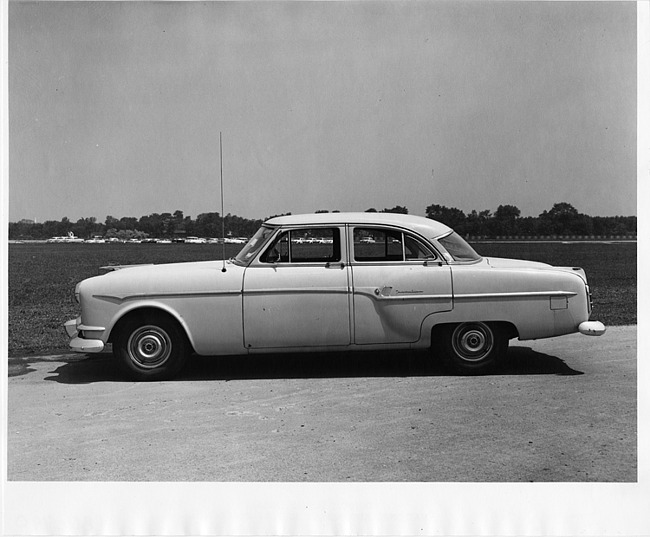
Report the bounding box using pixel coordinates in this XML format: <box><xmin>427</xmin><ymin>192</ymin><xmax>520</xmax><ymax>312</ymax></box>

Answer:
<box><xmin>374</xmin><ymin>286</ymin><xmax>393</xmax><ymax>297</ymax></box>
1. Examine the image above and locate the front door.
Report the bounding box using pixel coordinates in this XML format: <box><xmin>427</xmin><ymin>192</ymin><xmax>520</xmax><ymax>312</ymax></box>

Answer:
<box><xmin>350</xmin><ymin>226</ymin><xmax>453</xmax><ymax>344</ymax></box>
<box><xmin>243</xmin><ymin>227</ymin><xmax>351</xmax><ymax>349</ymax></box>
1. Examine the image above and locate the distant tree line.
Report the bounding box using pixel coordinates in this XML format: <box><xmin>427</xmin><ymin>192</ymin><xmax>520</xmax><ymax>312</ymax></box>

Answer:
<box><xmin>9</xmin><ymin>202</ymin><xmax>636</xmax><ymax>240</ymax></box>
<box><xmin>422</xmin><ymin>202</ymin><xmax>636</xmax><ymax>238</ymax></box>
<box><xmin>367</xmin><ymin>203</ymin><xmax>636</xmax><ymax>237</ymax></box>
<box><xmin>9</xmin><ymin>210</ymin><xmax>264</xmax><ymax>241</ymax></box>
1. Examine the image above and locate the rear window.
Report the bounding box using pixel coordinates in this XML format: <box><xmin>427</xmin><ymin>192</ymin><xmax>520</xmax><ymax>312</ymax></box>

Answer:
<box><xmin>437</xmin><ymin>232</ymin><xmax>481</xmax><ymax>262</ymax></box>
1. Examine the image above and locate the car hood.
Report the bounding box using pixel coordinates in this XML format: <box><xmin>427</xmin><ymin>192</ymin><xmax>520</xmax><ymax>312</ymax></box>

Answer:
<box><xmin>80</xmin><ymin>260</ymin><xmax>244</xmax><ymax>299</ymax></box>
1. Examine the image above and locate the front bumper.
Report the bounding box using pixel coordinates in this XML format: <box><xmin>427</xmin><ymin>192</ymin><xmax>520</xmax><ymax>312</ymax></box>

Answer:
<box><xmin>64</xmin><ymin>318</ymin><xmax>106</xmax><ymax>353</ymax></box>
<box><xmin>578</xmin><ymin>320</ymin><xmax>606</xmax><ymax>336</ymax></box>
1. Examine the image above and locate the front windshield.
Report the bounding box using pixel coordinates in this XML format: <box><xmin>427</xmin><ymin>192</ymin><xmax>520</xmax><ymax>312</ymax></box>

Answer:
<box><xmin>233</xmin><ymin>226</ymin><xmax>276</xmax><ymax>265</ymax></box>
<box><xmin>437</xmin><ymin>232</ymin><xmax>481</xmax><ymax>262</ymax></box>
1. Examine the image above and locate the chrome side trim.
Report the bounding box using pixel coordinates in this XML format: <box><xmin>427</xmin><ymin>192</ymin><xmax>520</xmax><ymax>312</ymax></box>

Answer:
<box><xmin>94</xmin><ymin>289</ymin><xmax>576</xmax><ymax>302</ymax></box>
<box><xmin>244</xmin><ymin>288</ymin><xmax>350</xmax><ymax>295</ymax></box>
<box><xmin>454</xmin><ymin>291</ymin><xmax>577</xmax><ymax>300</ymax></box>
<box><xmin>94</xmin><ymin>290</ymin><xmax>242</xmax><ymax>302</ymax></box>
<box><xmin>360</xmin><ymin>290</ymin><xmax>576</xmax><ymax>301</ymax></box>
<box><xmin>368</xmin><ymin>293</ymin><xmax>453</xmax><ymax>301</ymax></box>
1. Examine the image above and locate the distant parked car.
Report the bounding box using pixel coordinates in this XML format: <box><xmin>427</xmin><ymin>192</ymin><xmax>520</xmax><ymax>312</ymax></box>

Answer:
<box><xmin>85</xmin><ymin>236</ymin><xmax>106</xmax><ymax>244</ymax></box>
<box><xmin>48</xmin><ymin>232</ymin><xmax>84</xmax><ymax>243</ymax></box>
<box><xmin>225</xmin><ymin>237</ymin><xmax>248</xmax><ymax>244</ymax></box>
<box><xmin>65</xmin><ymin>212</ymin><xmax>605</xmax><ymax>380</ymax></box>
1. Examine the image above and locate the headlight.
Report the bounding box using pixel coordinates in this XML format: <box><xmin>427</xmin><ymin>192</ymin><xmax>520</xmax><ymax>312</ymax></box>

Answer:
<box><xmin>74</xmin><ymin>282</ymin><xmax>81</xmax><ymax>304</ymax></box>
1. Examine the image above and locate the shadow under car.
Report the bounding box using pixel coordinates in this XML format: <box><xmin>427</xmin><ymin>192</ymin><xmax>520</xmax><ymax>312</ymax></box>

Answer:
<box><xmin>37</xmin><ymin>346</ymin><xmax>583</xmax><ymax>384</ymax></box>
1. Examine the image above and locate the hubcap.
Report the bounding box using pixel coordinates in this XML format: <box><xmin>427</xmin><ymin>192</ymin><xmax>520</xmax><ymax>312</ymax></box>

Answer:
<box><xmin>452</xmin><ymin>323</ymin><xmax>494</xmax><ymax>362</ymax></box>
<box><xmin>127</xmin><ymin>325</ymin><xmax>172</xmax><ymax>369</ymax></box>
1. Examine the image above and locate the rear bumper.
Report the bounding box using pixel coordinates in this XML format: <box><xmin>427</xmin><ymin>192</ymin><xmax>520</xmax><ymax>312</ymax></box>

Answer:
<box><xmin>578</xmin><ymin>320</ymin><xmax>606</xmax><ymax>336</ymax></box>
<box><xmin>64</xmin><ymin>318</ymin><xmax>106</xmax><ymax>353</ymax></box>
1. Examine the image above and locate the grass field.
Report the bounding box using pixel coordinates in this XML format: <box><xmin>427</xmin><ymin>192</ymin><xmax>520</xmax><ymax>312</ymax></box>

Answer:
<box><xmin>7</xmin><ymin>241</ymin><xmax>636</xmax><ymax>356</ymax></box>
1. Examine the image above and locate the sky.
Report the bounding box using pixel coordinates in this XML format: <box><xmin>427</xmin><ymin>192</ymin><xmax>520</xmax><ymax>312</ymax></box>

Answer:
<box><xmin>7</xmin><ymin>1</ymin><xmax>638</xmax><ymax>223</ymax></box>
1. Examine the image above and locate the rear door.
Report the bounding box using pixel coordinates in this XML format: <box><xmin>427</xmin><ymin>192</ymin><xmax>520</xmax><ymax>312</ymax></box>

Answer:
<box><xmin>350</xmin><ymin>226</ymin><xmax>453</xmax><ymax>344</ymax></box>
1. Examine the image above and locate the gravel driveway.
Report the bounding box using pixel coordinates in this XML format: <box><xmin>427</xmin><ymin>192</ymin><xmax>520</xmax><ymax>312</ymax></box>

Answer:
<box><xmin>8</xmin><ymin>326</ymin><xmax>636</xmax><ymax>482</ymax></box>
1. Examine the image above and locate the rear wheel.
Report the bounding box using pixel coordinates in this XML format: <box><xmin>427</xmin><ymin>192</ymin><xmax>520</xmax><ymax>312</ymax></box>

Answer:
<box><xmin>113</xmin><ymin>314</ymin><xmax>189</xmax><ymax>381</ymax></box>
<box><xmin>437</xmin><ymin>322</ymin><xmax>507</xmax><ymax>374</ymax></box>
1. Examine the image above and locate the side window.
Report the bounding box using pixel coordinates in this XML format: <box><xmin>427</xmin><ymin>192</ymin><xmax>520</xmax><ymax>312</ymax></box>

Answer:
<box><xmin>261</xmin><ymin>232</ymin><xmax>290</xmax><ymax>263</ymax></box>
<box><xmin>353</xmin><ymin>228</ymin><xmax>437</xmax><ymax>262</ymax></box>
<box><xmin>404</xmin><ymin>234</ymin><xmax>438</xmax><ymax>260</ymax></box>
<box><xmin>261</xmin><ymin>228</ymin><xmax>340</xmax><ymax>263</ymax></box>
<box><xmin>353</xmin><ymin>228</ymin><xmax>403</xmax><ymax>261</ymax></box>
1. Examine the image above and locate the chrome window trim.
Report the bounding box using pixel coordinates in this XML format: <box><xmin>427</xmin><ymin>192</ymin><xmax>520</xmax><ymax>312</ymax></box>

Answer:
<box><xmin>349</xmin><ymin>224</ymin><xmax>444</xmax><ymax>264</ymax></box>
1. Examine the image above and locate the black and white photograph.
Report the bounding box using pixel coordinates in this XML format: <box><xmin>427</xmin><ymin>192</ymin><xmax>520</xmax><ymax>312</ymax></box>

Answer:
<box><xmin>2</xmin><ymin>0</ymin><xmax>647</xmax><ymax>535</ymax></box>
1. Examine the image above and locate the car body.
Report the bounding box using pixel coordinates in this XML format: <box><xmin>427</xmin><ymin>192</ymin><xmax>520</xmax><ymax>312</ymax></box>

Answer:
<box><xmin>65</xmin><ymin>212</ymin><xmax>605</xmax><ymax>380</ymax></box>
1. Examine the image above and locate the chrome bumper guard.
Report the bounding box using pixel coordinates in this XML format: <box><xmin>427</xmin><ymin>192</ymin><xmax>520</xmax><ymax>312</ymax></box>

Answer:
<box><xmin>69</xmin><ymin>337</ymin><xmax>105</xmax><ymax>353</ymax></box>
<box><xmin>64</xmin><ymin>318</ymin><xmax>78</xmax><ymax>338</ymax></box>
<box><xmin>578</xmin><ymin>321</ymin><xmax>606</xmax><ymax>336</ymax></box>
<box><xmin>64</xmin><ymin>318</ymin><xmax>105</xmax><ymax>353</ymax></box>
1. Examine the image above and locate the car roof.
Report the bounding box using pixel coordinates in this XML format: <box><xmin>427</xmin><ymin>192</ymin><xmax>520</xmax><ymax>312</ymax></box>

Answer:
<box><xmin>265</xmin><ymin>212</ymin><xmax>452</xmax><ymax>238</ymax></box>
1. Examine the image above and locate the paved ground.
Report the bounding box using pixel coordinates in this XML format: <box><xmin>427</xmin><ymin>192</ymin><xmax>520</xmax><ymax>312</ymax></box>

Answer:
<box><xmin>7</xmin><ymin>326</ymin><xmax>636</xmax><ymax>482</ymax></box>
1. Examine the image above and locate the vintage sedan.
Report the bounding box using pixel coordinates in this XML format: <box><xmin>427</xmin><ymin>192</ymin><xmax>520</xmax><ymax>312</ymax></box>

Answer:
<box><xmin>65</xmin><ymin>212</ymin><xmax>605</xmax><ymax>380</ymax></box>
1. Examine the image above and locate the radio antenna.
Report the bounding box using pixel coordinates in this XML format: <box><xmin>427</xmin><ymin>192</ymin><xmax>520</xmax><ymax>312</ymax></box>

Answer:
<box><xmin>220</xmin><ymin>132</ymin><xmax>227</xmax><ymax>272</ymax></box>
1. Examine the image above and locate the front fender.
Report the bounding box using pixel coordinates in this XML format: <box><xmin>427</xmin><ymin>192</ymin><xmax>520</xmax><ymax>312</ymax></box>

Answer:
<box><xmin>101</xmin><ymin>293</ymin><xmax>245</xmax><ymax>356</ymax></box>
<box><xmin>105</xmin><ymin>300</ymin><xmax>196</xmax><ymax>349</ymax></box>
<box><xmin>77</xmin><ymin>263</ymin><xmax>247</xmax><ymax>356</ymax></box>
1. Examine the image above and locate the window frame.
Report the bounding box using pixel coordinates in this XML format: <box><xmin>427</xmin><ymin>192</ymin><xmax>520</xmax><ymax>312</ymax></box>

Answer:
<box><xmin>259</xmin><ymin>226</ymin><xmax>342</xmax><ymax>264</ymax></box>
<box><xmin>436</xmin><ymin>231</ymin><xmax>482</xmax><ymax>264</ymax></box>
<box><xmin>351</xmin><ymin>226</ymin><xmax>441</xmax><ymax>264</ymax></box>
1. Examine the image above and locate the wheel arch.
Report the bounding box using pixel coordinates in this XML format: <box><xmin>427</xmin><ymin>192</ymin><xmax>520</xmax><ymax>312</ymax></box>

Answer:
<box><xmin>107</xmin><ymin>305</ymin><xmax>196</xmax><ymax>353</ymax></box>
<box><xmin>430</xmin><ymin>320</ymin><xmax>517</xmax><ymax>374</ymax></box>
<box><xmin>431</xmin><ymin>319</ymin><xmax>519</xmax><ymax>344</ymax></box>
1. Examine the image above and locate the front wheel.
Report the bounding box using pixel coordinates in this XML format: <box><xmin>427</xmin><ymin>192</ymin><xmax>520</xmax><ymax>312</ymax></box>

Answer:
<box><xmin>437</xmin><ymin>322</ymin><xmax>508</xmax><ymax>374</ymax></box>
<box><xmin>113</xmin><ymin>314</ymin><xmax>189</xmax><ymax>381</ymax></box>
